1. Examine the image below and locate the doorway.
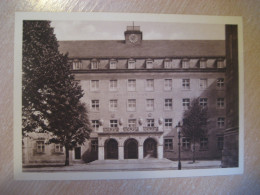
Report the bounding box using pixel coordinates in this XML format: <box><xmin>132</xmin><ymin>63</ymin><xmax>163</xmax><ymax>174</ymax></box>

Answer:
<box><xmin>74</xmin><ymin>147</ymin><xmax>81</xmax><ymax>159</ymax></box>
<box><xmin>105</xmin><ymin>139</ymin><xmax>118</xmax><ymax>159</ymax></box>
<box><xmin>124</xmin><ymin>138</ymin><xmax>138</xmax><ymax>159</ymax></box>
<box><xmin>143</xmin><ymin>138</ymin><xmax>157</xmax><ymax>158</ymax></box>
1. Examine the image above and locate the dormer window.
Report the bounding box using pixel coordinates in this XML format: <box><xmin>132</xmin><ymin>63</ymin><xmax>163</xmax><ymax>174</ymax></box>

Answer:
<box><xmin>217</xmin><ymin>58</ymin><xmax>224</xmax><ymax>68</ymax></box>
<box><xmin>200</xmin><ymin>58</ymin><xmax>207</xmax><ymax>68</ymax></box>
<box><xmin>110</xmin><ymin>59</ymin><xmax>117</xmax><ymax>69</ymax></box>
<box><xmin>128</xmin><ymin>59</ymin><xmax>136</xmax><ymax>69</ymax></box>
<box><xmin>91</xmin><ymin>59</ymin><xmax>99</xmax><ymax>70</ymax></box>
<box><xmin>164</xmin><ymin>59</ymin><xmax>172</xmax><ymax>69</ymax></box>
<box><xmin>72</xmin><ymin>60</ymin><xmax>82</xmax><ymax>70</ymax></box>
<box><xmin>182</xmin><ymin>59</ymin><xmax>190</xmax><ymax>69</ymax></box>
<box><xmin>146</xmin><ymin>59</ymin><xmax>153</xmax><ymax>69</ymax></box>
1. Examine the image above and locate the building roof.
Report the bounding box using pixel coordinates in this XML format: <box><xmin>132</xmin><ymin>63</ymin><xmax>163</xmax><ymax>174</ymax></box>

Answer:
<box><xmin>58</xmin><ymin>40</ymin><xmax>225</xmax><ymax>59</ymax></box>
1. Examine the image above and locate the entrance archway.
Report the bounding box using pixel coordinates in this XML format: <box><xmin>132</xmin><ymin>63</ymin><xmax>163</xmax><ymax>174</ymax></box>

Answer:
<box><xmin>124</xmin><ymin>138</ymin><xmax>138</xmax><ymax>159</ymax></box>
<box><xmin>105</xmin><ymin>139</ymin><xmax>118</xmax><ymax>159</ymax></box>
<box><xmin>143</xmin><ymin>138</ymin><xmax>157</xmax><ymax>158</ymax></box>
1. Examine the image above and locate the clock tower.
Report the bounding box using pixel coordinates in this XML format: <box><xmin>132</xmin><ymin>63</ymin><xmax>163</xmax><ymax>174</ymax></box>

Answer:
<box><xmin>124</xmin><ymin>24</ymin><xmax>143</xmax><ymax>45</ymax></box>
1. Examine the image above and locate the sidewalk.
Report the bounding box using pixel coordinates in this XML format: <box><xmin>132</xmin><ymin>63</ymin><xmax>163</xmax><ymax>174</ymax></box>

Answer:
<box><xmin>23</xmin><ymin>159</ymin><xmax>221</xmax><ymax>172</ymax></box>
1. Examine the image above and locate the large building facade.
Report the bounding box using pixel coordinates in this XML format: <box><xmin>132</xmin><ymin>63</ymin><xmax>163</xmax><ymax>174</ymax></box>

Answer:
<box><xmin>23</xmin><ymin>25</ymin><xmax>229</xmax><ymax>165</ymax></box>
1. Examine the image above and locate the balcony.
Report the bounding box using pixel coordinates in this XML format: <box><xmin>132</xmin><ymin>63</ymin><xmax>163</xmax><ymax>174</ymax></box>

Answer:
<box><xmin>98</xmin><ymin>126</ymin><xmax>162</xmax><ymax>134</ymax></box>
<box><xmin>103</xmin><ymin>127</ymin><xmax>119</xmax><ymax>132</ymax></box>
<box><xmin>123</xmin><ymin>127</ymin><xmax>138</xmax><ymax>132</ymax></box>
<box><xmin>143</xmin><ymin>127</ymin><xmax>159</xmax><ymax>132</ymax></box>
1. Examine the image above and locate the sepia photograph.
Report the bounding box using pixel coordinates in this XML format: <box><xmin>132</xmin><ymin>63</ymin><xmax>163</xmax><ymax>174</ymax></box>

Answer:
<box><xmin>14</xmin><ymin>13</ymin><xmax>243</xmax><ymax>180</ymax></box>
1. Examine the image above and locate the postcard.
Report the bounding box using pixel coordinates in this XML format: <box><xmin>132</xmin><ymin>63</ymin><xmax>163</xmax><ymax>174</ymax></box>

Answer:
<box><xmin>14</xmin><ymin>12</ymin><xmax>244</xmax><ymax>180</ymax></box>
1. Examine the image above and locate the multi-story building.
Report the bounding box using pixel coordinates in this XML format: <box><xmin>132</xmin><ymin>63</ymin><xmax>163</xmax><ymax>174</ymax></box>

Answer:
<box><xmin>23</xmin><ymin>25</ymin><xmax>228</xmax><ymax>165</ymax></box>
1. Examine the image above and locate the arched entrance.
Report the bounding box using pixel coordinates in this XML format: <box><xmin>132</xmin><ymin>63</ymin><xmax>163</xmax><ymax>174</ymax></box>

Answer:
<box><xmin>105</xmin><ymin>139</ymin><xmax>118</xmax><ymax>159</ymax></box>
<box><xmin>143</xmin><ymin>138</ymin><xmax>157</xmax><ymax>158</ymax></box>
<box><xmin>124</xmin><ymin>138</ymin><xmax>138</xmax><ymax>159</ymax></box>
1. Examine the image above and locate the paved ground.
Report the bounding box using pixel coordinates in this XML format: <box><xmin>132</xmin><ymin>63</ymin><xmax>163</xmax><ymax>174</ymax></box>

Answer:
<box><xmin>23</xmin><ymin>159</ymin><xmax>221</xmax><ymax>172</ymax></box>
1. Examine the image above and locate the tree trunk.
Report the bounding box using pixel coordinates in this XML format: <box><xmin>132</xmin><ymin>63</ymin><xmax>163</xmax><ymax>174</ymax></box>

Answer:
<box><xmin>192</xmin><ymin>136</ymin><xmax>195</xmax><ymax>163</ymax></box>
<box><xmin>65</xmin><ymin>146</ymin><xmax>70</xmax><ymax>166</ymax></box>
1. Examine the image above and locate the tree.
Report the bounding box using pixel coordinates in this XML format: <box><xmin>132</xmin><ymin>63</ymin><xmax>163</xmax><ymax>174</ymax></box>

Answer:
<box><xmin>182</xmin><ymin>98</ymin><xmax>207</xmax><ymax>163</ymax></box>
<box><xmin>22</xmin><ymin>21</ymin><xmax>91</xmax><ymax>165</ymax></box>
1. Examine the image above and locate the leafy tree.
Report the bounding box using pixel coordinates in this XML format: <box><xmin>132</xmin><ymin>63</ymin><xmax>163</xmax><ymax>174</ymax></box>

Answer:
<box><xmin>22</xmin><ymin>21</ymin><xmax>91</xmax><ymax>165</ymax></box>
<box><xmin>182</xmin><ymin>98</ymin><xmax>207</xmax><ymax>163</ymax></box>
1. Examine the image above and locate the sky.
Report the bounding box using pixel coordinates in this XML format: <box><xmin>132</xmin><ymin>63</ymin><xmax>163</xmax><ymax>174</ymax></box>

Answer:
<box><xmin>50</xmin><ymin>20</ymin><xmax>225</xmax><ymax>41</ymax></box>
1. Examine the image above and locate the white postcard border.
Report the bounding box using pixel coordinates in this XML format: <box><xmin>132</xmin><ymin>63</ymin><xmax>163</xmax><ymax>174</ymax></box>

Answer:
<box><xmin>14</xmin><ymin>12</ymin><xmax>244</xmax><ymax>180</ymax></box>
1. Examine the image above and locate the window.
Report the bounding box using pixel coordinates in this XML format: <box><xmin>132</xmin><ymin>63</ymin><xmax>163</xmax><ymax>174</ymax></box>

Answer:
<box><xmin>36</xmin><ymin>141</ymin><xmax>45</xmax><ymax>153</ymax></box>
<box><xmin>146</xmin><ymin>59</ymin><xmax>153</xmax><ymax>69</ymax></box>
<box><xmin>127</xmin><ymin>99</ymin><xmax>136</xmax><ymax>111</ymax></box>
<box><xmin>164</xmin><ymin>79</ymin><xmax>172</xmax><ymax>91</ymax></box>
<box><xmin>72</xmin><ymin>60</ymin><xmax>82</xmax><ymax>70</ymax></box>
<box><xmin>54</xmin><ymin>144</ymin><xmax>63</xmax><ymax>153</ymax></box>
<box><xmin>182</xmin><ymin>59</ymin><xmax>190</xmax><ymax>68</ymax></box>
<box><xmin>200</xmin><ymin>59</ymin><xmax>207</xmax><ymax>68</ymax></box>
<box><xmin>164</xmin><ymin>139</ymin><xmax>173</xmax><ymax>150</ymax></box>
<box><xmin>164</xmin><ymin>59</ymin><xmax>172</xmax><ymax>69</ymax></box>
<box><xmin>200</xmin><ymin>138</ymin><xmax>208</xmax><ymax>150</ymax></box>
<box><xmin>91</xmin><ymin>140</ymin><xmax>98</xmax><ymax>152</ymax></box>
<box><xmin>217</xmin><ymin>59</ymin><xmax>224</xmax><ymax>68</ymax></box>
<box><xmin>91</xmin><ymin>120</ymin><xmax>99</xmax><ymax>131</ymax></box>
<box><xmin>91</xmin><ymin>80</ymin><xmax>99</xmax><ymax>91</ymax></box>
<box><xmin>199</xmin><ymin>98</ymin><xmax>208</xmax><ymax>108</ymax></box>
<box><xmin>91</xmin><ymin>100</ymin><xmax>99</xmax><ymax>111</ymax></box>
<box><xmin>182</xmin><ymin>138</ymin><xmax>190</xmax><ymax>149</ymax></box>
<box><xmin>91</xmin><ymin>59</ymin><xmax>99</xmax><ymax>69</ymax></box>
<box><xmin>109</xmin><ymin>80</ymin><xmax>117</xmax><ymax>91</ymax></box>
<box><xmin>146</xmin><ymin>79</ymin><xmax>154</xmax><ymax>91</ymax></box>
<box><xmin>127</xmin><ymin>79</ymin><xmax>136</xmax><ymax>91</ymax></box>
<box><xmin>128</xmin><ymin>119</ymin><xmax>136</xmax><ymax>127</ymax></box>
<box><xmin>128</xmin><ymin>59</ymin><xmax>136</xmax><ymax>69</ymax></box>
<box><xmin>182</xmin><ymin>79</ymin><xmax>190</xmax><ymax>89</ymax></box>
<box><xmin>146</xmin><ymin>99</ymin><xmax>154</xmax><ymax>111</ymax></box>
<box><xmin>147</xmin><ymin>119</ymin><xmax>154</xmax><ymax>127</ymax></box>
<box><xmin>164</xmin><ymin>118</ymin><xmax>172</xmax><ymax>130</ymax></box>
<box><xmin>217</xmin><ymin>117</ymin><xmax>225</xmax><ymax>128</ymax></box>
<box><xmin>217</xmin><ymin>78</ymin><xmax>224</xmax><ymax>88</ymax></box>
<box><xmin>217</xmin><ymin>137</ymin><xmax>224</xmax><ymax>150</ymax></box>
<box><xmin>110</xmin><ymin>120</ymin><xmax>118</xmax><ymax>127</ymax></box>
<box><xmin>217</xmin><ymin>98</ymin><xmax>225</xmax><ymax>109</ymax></box>
<box><xmin>164</xmin><ymin>99</ymin><xmax>172</xmax><ymax>110</ymax></box>
<box><xmin>109</xmin><ymin>99</ymin><xmax>118</xmax><ymax>111</ymax></box>
<box><xmin>199</xmin><ymin>79</ymin><xmax>208</xmax><ymax>89</ymax></box>
<box><xmin>182</xmin><ymin>98</ymin><xmax>190</xmax><ymax>110</ymax></box>
<box><xmin>110</xmin><ymin>59</ymin><xmax>117</xmax><ymax>69</ymax></box>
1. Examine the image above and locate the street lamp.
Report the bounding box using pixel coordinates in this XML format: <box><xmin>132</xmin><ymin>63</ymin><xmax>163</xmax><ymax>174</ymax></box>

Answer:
<box><xmin>176</xmin><ymin>122</ymin><xmax>182</xmax><ymax>170</ymax></box>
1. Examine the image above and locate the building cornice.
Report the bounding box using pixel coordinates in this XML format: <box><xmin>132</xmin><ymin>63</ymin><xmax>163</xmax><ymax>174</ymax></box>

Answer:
<box><xmin>69</xmin><ymin>56</ymin><xmax>226</xmax><ymax>60</ymax></box>
<box><xmin>71</xmin><ymin>68</ymin><xmax>226</xmax><ymax>74</ymax></box>
<box><xmin>98</xmin><ymin>131</ymin><xmax>164</xmax><ymax>136</ymax></box>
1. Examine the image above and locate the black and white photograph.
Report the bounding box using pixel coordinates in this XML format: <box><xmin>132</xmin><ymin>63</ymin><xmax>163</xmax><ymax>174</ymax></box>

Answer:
<box><xmin>14</xmin><ymin>13</ymin><xmax>243</xmax><ymax>180</ymax></box>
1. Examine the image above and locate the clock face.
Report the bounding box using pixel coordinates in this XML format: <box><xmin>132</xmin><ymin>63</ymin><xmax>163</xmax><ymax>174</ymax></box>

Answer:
<box><xmin>129</xmin><ymin>34</ymin><xmax>138</xmax><ymax>43</ymax></box>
